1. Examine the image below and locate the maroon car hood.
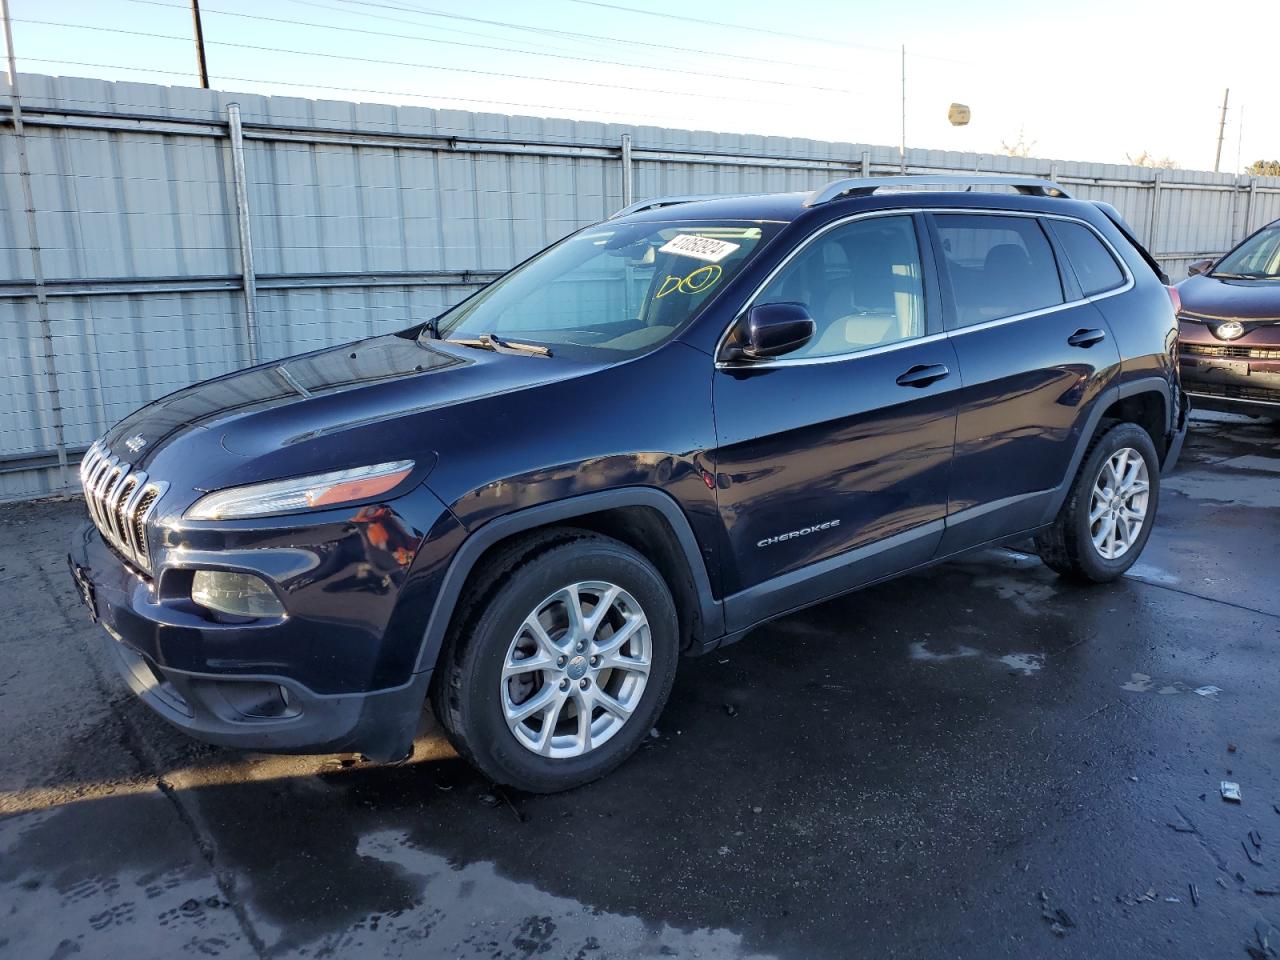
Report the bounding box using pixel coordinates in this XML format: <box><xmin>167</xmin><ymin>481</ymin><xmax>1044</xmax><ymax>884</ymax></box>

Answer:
<box><xmin>1177</xmin><ymin>273</ymin><xmax>1280</xmax><ymax>321</ymax></box>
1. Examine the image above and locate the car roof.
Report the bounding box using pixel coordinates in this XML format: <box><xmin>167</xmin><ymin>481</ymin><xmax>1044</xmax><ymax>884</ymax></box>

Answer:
<box><xmin>611</xmin><ymin>175</ymin><xmax>1083</xmax><ymax>227</ymax></box>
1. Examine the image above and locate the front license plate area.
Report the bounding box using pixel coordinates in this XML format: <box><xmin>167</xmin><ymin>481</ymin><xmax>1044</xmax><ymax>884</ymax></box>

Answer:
<box><xmin>1200</xmin><ymin>358</ymin><xmax>1250</xmax><ymax>377</ymax></box>
<box><xmin>67</xmin><ymin>556</ymin><xmax>98</xmax><ymax>623</ymax></box>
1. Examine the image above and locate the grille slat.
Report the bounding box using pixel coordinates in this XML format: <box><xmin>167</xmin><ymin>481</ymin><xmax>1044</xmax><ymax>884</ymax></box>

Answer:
<box><xmin>1185</xmin><ymin>343</ymin><xmax>1280</xmax><ymax>361</ymax></box>
<box><xmin>78</xmin><ymin>441</ymin><xmax>167</xmax><ymax>572</ymax></box>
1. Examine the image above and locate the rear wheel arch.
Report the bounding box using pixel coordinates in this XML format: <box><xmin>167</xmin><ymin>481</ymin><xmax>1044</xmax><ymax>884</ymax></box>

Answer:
<box><xmin>413</xmin><ymin>489</ymin><xmax>723</xmax><ymax>677</ymax></box>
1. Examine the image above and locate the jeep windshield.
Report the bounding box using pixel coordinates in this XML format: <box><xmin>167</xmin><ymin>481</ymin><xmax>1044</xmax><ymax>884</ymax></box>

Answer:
<box><xmin>429</xmin><ymin>219</ymin><xmax>784</xmax><ymax>359</ymax></box>
<box><xmin>1212</xmin><ymin>224</ymin><xmax>1280</xmax><ymax>280</ymax></box>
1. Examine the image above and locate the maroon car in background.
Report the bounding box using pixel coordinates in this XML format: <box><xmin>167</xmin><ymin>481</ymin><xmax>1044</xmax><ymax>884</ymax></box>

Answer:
<box><xmin>1177</xmin><ymin>218</ymin><xmax>1280</xmax><ymax>419</ymax></box>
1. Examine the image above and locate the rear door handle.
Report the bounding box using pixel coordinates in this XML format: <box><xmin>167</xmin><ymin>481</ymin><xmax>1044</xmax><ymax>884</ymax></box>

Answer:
<box><xmin>1067</xmin><ymin>328</ymin><xmax>1107</xmax><ymax>348</ymax></box>
<box><xmin>895</xmin><ymin>363</ymin><xmax>950</xmax><ymax>388</ymax></box>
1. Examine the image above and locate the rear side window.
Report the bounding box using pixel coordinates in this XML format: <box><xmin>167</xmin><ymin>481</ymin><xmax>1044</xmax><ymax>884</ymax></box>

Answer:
<box><xmin>933</xmin><ymin>214</ymin><xmax>1064</xmax><ymax>326</ymax></box>
<box><xmin>1049</xmin><ymin>220</ymin><xmax>1126</xmax><ymax>295</ymax></box>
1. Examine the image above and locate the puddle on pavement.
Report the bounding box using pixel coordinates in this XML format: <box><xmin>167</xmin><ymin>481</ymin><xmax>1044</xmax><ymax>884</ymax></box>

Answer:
<box><xmin>909</xmin><ymin>641</ymin><xmax>980</xmax><ymax>662</ymax></box>
<box><xmin>1126</xmin><ymin>562</ymin><xmax>1180</xmax><ymax>585</ymax></box>
<box><xmin>910</xmin><ymin>641</ymin><xmax>1045</xmax><ymax>676</ymax></box>
<box><xmin>998</xmin><ymin>653</ymin><xmax>1044</xmax><ymax>675</ymax></box>
<box><xmin>332</xmin><ymin>829</ymin><xmax>778</xmax><ymax>960</ymax></box>
<box><xmin>1121</xmin><ymin>672</ymin><xmax>1222</xmax><ymax>697</ymax></box>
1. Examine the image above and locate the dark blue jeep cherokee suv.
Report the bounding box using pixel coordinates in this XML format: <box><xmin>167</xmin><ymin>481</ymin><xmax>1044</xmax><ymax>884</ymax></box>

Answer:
<box><xmin>68</xmin><ymin>175</ymin><xmax>1187</xmax><ymax>792</ymax></box>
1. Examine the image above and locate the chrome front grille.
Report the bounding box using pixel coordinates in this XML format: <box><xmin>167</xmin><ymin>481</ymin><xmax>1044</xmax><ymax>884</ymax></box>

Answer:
<box><xmin>79</xmin><ymin>441</ymin><xmax>168</xmax><ymax>571</ymax></box>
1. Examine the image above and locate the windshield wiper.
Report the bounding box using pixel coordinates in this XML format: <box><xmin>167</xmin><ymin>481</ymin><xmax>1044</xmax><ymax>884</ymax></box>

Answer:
<box><xmin>446</xmin><ymin>332</ymin><xmax>551</xmax><ymax>357</ymax></box>
<box><xmin>1212</xmin><ymin>271</ymin><xmax>1276</xmax><ymax>280</ymax></box>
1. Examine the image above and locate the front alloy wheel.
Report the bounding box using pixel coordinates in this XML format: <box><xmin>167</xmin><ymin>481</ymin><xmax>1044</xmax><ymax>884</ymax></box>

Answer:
<box><xmin>502</xmin><ymin>581</ymin><xmax>651</xmax><ymax>758</ymax></box>
<box><xmin>432</xmin><ymin>530</ymin><xmax>678</xmax><ymax>793</ymax></box>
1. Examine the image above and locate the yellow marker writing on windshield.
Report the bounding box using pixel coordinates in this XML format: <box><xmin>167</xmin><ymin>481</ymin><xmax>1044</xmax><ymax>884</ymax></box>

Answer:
<box><xmin>654</xmin><ymin>263</ymin><xmax>723</xmax><ymax>298</ymax></box>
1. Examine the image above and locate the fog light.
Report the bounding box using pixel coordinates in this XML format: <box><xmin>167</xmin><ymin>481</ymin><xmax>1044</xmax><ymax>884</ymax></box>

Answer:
<box><xmin>191</xmin><ymin>570</ymin><xmax>284</xmax><ymax>618</ymax></box>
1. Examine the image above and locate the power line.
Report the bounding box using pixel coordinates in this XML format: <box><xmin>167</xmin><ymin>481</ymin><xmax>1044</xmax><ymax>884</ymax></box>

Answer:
<box><xmin>119</xmin><ymin>0</ymin><xmax>855</xmax><ymax>94</ymax></box>
<box><xmin>321</xmin><ymin>0</ymin><xmax>851</xmax><ymax>74</ymax></box>
<box><xmin>568</xmin><ymin>0</ymin><xmax>898</xmax><ymax>53</ymax></box>
<box><xmin>14</xmin><ymin>57</ymin><xmax>708</xmax><ymax>125</ymax></box>
<box><xmin>566</xmin><ymin>0</ymin><xmax>973</xmax><ymax>65</ymax></box>
<box><xmin>12</xmin><ymin>17</ymin><xmax>813</xmax><ymax>106</ymax></box>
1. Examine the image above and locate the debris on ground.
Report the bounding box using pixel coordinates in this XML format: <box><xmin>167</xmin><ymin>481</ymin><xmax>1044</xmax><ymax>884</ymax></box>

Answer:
<box><xmin>649</xmin><ymin>727</ymin><xmax>660</xmax><ymax>738</ymax></box>
<box><xmin>1164</xmin><ymin>896</ymin><xmax>1181</xmax><ymax>903</ymax></box>
<box><xmin>1189</xmin><ymin>883</ymin><xmax>1199</xmax><ymax>906</ymax></box>
<box><xmin>1251</xmin><ymin>830</ymin><xmax>1264</xmax><ymax>849</ymax></box>
<box><xmin>1244</xmin><ymin>841</ymin><xmax>1265</xmax><ymax>866</ymax></box>
<box><xmin>1222</xmin><ymin>781</ymin><xmax>1243</xmax><ymax>802</ymax></box>
<box><xmin>1168</xmin><ymin>807</ymin><xmax>1199</xmax><ymax>833</ymax></box>
<box><xmin>1249</xmin><ymin>921</ymin><xmax>1279</xmax><ymax>960</ymax></box>
<box><xmin>1037</xmin><ymin>891</ymin><xmax>1075</xmax><ymax>937</ymax></box>
<box><xmin>1229</xmin><ymin>743</ymin><xmax>1238</xmax><ymax>753</ymax></box>
<box><xmin>1117</xmin><ymin>887</ymin><xmax>1158</xmax><ymax>906</ymax></box>
<box><xmin>724</xmin><ymin>703</ymin><xmax>738</xmax><ymax>718</ymax></box>
<box><xmin>1255</xmin><ymin>888</ymin><xmax>1280</xmax><ymax>897</ymax></box>
<box><xmin>1194</xmin><ymin>685</ymin><xmax>1222</xmax><ymax>697</ymax></box>
<box><xmin>478</xmin><ymin>793</ymin><xmax>500</xmax><ymax>808</ymax></box>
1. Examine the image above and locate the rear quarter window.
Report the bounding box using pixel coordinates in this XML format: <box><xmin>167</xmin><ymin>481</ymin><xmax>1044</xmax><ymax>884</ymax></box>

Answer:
<box><xmin>1049</xmin><ymin>220</ymin><xmax>1126</xmax><ymax>296</ymax></box>
<box><xmin>933</xmin><ymin>214</ymin><xmax>1064</xmax><ymax>326</ymax></box>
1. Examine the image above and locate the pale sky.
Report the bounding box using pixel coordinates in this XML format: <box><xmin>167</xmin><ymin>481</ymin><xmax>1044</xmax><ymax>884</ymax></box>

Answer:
<box><xmin>5</xmin><ymin>0</ymin><xmax>1270</xmax><ymax>173</ymax></box>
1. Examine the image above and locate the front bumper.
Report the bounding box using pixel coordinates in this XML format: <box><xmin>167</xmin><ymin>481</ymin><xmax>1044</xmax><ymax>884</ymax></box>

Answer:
<box><xmin>66</xmin><ymin>485</ymin><xmax>461</xmax><ymax>759</ymax></box>
<box><xmin>1179</xmin><ymin>350</ymin><xmax>1280</xmax><ymax>418</ymax></box>
<box><xmin>1161</xmin><ymin>388</ymin><xmax>1190</xmax><ymax>475</ymax></box>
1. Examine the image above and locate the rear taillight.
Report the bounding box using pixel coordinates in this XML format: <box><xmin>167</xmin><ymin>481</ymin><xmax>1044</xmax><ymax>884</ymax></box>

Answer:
<box><xmin>1166</xmin><ymin>285</ymin><xmax>1182</xmax><ymax>315</ymax></box>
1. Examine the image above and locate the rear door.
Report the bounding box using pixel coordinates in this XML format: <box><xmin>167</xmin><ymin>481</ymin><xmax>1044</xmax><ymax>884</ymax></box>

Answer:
<box><xmin>713</xmin><ymin>212</ymin><xmax>961</xmax><ymax>629</ymax></box>
<box><xmin>929</xmin><ymin>212</ymin><xmax>1123</xmax><ymax>553</ymax></box>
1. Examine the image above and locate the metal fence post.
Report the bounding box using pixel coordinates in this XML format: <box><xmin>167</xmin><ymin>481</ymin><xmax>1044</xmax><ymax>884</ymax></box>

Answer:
<box><xmin>226</xmin><ymin>103</ymin><xmax>259</xmax><ymax>365</ymax></box>
<box><xmin>620</xmin><ymin>133</ymin><xmax>633</xmax><ymax>208</ymax></box>
<box><xmin>1242</xmin><ymin>176</ymin><xmax>1257</xmax><ymax>238</ymax></box>
<box><xmin>1148</xmin><ymin>171</ymin><xmax>1164</xmax><ymax>250</ymax></box>
<box><xmin>2</xmin><ymin>0</ymin><xmax>69</xmax><ymax>490</ymax></box>
<box><xmin>860</xmin><ymin>151</ymin><xmax>870</xmax><ymax>177</ymax></box>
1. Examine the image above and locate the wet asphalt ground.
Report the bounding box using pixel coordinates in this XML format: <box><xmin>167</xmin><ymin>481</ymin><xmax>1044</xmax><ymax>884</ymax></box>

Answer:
<box><xmin>1</xmin><ymin>412</ymin><xmax>1278</xmax><ymax>960</ymax></box>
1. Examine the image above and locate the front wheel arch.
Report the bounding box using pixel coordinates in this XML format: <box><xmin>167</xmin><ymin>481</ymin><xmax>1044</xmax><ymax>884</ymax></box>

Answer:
<box><xmin>412</xmin><ymin>489</ymin><xmax>724</xmax><ymax>678</ymax></box>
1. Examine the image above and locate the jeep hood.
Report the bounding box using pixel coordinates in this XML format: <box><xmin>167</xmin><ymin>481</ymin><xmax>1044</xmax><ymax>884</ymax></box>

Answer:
<box><xmin>101</xmin><ymin>334</ymin><xmax>589</xmax><ymax>485</ymax></box>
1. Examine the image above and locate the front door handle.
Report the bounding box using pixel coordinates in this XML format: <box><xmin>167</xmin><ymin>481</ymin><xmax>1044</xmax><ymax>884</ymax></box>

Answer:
<box><xmin>895</xmin><ymin>363</ymin><xmax>950</xmax><ymax>388</ymax></box>
<box><xmin>1068</xmin><ymin>328</ymin><xmax>1107</xmax><ymax>348</ymax></box>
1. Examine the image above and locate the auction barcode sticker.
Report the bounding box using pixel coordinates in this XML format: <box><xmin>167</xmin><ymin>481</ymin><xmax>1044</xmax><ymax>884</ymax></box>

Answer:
<box><xmin>658</xmin><ymin>234</ymin><xmax>741</xmax><ymax>263</ymax></box>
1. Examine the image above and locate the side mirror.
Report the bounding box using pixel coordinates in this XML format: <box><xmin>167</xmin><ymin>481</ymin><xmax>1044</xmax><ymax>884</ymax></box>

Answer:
<box><xmin>1187</xmin><ymin>258</ymin><xmax>1214</xmax><ymax>277</ymax></box>
<box><xmin>721</xmin><ymin>302</ymin><xmax>815</xmax><ymax>363</ymax></box>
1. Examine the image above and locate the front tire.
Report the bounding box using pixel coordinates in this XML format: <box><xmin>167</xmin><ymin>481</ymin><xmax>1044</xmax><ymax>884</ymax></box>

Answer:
<box><xmin>431</xmin><ymin>530</ymin><xmax>679</xmax><ymax>793</ymax></box>
<box><xmin>1035</xmin><ymin>422</ymin><xmax>1160</xmax><ymax>583</ymax></box>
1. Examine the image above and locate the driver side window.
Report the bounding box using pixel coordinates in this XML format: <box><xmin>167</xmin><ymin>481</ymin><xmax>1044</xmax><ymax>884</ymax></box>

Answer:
<box><xmin>755</xmin><ymin>215</ymin><xmax>926</xmax><ymax>359</ymax></box>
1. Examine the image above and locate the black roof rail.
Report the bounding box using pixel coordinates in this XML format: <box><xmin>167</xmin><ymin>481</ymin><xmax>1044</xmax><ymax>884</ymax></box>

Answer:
<box><xmin>610</xmin><ymin>194</ymin><xmax>745</xmax><ymax>219</ymax></box>
<box><xmin>805</xmin><ymin>174</ymin><xmax>1071</xmax><ymax>206</ymax></box>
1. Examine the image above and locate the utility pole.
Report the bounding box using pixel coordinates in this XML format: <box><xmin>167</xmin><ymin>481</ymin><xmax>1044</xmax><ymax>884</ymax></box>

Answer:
<box><xmin>1235</xmin><ymin>105</ymin><xmax>1244</xmax><ymax>175</ymax></box>
<box><xmin>899</xmin><ymin>44</ymin><xmax>906</xmax><ymax>173</ymax></box>
<box><xmin>191</xmin><ymin>0</ymin><xmax>210</xmax><ymax>88</ymax></box>
<box><xmin>1213</xmin><ymin>87</ymin><xmax>1229</xmax><ymax>173</ymax></box>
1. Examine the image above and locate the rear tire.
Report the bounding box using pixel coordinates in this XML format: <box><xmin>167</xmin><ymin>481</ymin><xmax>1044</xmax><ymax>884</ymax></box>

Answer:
<box><xmin>431</xmin><ymin>529</ymin><xmax>678</xmax><ymax>793</ymax></box>
<box><xmin>1035</xmin><ymin>422</ymin><xmax>1160</xmax><ymax>583</ymax></box>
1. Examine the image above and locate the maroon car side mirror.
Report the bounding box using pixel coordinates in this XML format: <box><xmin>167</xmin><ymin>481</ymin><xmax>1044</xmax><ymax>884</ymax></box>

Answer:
<box><xmin>1187</xmin><ymin>258</ymin><xmax>1214</xmax><ymax>277</ymax></box>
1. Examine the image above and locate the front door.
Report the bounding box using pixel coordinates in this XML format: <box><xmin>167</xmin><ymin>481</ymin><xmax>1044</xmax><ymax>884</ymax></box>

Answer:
<box><xmin>928</xmin><ymin>212</ymin><xmax>1124</xmax><ymax>553</ymax></box>
<box><xmin>712</xmin><ymin>213</ymin><xmax>960</xmax><ymax>630</ymax></box>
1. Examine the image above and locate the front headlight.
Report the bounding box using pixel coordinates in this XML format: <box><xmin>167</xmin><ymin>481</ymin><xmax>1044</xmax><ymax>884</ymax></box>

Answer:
<box><xmin>185</xmin><ymin>460</ymin><xmax>414</xmax><ymax>520</ymax></box>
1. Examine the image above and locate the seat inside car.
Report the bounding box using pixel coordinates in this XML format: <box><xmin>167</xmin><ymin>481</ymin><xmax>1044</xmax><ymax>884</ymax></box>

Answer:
<box><xmin>809</xmin><ymin>228</ymin><xmax>922</xmax><ymax>354</ymax></box>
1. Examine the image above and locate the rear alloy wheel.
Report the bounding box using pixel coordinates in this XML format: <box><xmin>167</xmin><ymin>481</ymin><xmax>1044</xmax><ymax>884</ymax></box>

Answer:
<box><xmin>1035</xmin><ymin>421</ymin><xmax>1161</xmax><ymax>583</ymax></box>
<box><xmin>432</xmin><ymin>531</ymin><xmax>678</xmax><ymax>793</ymax></box>
<box><xmin>1087</xmin><ymin>447</ymin><xmax>1151</xmax><ymax>560</ymax></box>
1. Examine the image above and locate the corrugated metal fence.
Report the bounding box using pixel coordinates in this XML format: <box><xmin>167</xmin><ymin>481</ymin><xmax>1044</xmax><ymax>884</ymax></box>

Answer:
<box><xmin>3</xmin><ymin>72</ymin><xmax>1280</xmax><ymax>501</ymax></box>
